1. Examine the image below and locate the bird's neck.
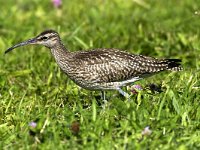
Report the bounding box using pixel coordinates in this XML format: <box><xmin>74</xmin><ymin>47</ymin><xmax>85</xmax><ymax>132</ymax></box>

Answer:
<box><xmin>50</xmin><ymin>42</ymin><xmax>72</xmax><ymax>72</ymax></box>
<box><xmin>50</xmin><ymin>42</ymin><xmax>69</xmax><ymax>57</ymax></box>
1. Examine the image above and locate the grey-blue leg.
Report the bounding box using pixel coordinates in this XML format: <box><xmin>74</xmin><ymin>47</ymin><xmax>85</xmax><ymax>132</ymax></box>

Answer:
<box><xmin>116</xmin><ymin>87</ymin><xmax>130</xmax><ymax>99</ymax></box>
<box><xmin>101</xmin><ymin>91</ymin><xmax>106</xmax><ymax>101</ymax></box>
<box><xmin>101</xmin><ymin>91</ymin><xmax>108</xmax><ymax>109</ymax></box>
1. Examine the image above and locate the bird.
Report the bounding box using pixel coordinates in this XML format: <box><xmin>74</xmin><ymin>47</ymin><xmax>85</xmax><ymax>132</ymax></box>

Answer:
<box><xmin>5</xmin><ymin>30</ymin><xmax>182</xmax><ymax>99</ymax></box>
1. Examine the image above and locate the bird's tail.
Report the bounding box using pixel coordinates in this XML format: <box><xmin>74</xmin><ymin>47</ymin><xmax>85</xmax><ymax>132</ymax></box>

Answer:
<box><xmin>164</xmin><ymin>59</ymin><xmax>182</xmax><ymax>71</ymax></box>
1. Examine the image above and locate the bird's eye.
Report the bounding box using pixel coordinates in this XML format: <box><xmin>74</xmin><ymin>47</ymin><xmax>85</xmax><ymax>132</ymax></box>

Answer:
<box><xmin>40</xmin><ymin>36</ymin><xmax>48</xmax><ymax>40</ymax></box>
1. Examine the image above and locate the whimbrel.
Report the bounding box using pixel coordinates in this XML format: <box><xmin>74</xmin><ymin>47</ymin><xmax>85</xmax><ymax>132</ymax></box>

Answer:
<box><xmin>5</xmin><ymin>30</ymin><xmax>182</xmax><ymax>99</ymax></box>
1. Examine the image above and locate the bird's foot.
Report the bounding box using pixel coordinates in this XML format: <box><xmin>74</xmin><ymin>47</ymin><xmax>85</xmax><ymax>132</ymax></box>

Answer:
<box><xmin>102</xmin><ymin>99</ymin><xmax>109</xmax><ymax>109</ymax></box>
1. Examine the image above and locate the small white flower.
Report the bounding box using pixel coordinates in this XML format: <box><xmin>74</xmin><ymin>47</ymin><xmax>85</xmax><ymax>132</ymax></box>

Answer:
<box><xmin>29</xmin><ymin>121</ymin><xmax>37</xmax><ymax>128</ymax></box>
<box><xmin>142</xmin><ymin>126</ymin><xmax>152</xmax><ymax>136</ymax></box>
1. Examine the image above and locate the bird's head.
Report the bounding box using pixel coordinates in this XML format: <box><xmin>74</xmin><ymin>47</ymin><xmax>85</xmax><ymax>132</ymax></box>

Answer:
<box><xmin>5</xmin><ymin>30</ymin><xmax>61</xmax><ymax>54</ymax></box>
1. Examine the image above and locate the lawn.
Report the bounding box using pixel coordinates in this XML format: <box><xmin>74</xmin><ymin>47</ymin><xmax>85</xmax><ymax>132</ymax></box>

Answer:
<box><xmin>0</xmin><ymin>0</ymin><xmax>200</xmax><ymax>149</ymax></box>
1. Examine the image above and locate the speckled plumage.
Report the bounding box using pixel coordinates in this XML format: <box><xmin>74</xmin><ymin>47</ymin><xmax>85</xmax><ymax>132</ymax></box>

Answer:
<box><xmin>5</xmin><ymin>30</ymin><xmax>182</xmax><ymax>98</ymax></box>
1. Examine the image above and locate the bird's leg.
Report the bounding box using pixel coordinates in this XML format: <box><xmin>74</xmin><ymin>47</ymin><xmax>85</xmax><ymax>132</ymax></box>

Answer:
<box><xmin>101</xmin><ymin>91</ymin><xmax>106</xmax><ymax>101</ymax></box>
<box><xmin>101</xmin><ymin>91</ymin><xmax>108</xmax><ymax>109</ymax></box>
<box><xmin>116</xmin><ymin>87</ymin><xmax>130</xmax><ymax>100</ymax></box>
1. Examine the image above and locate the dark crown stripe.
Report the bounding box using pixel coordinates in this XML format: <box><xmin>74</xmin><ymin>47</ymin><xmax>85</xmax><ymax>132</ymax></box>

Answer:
<box><xmin>39</xmin><ymin>30</ymin><xmax>58</xmax><ymax>36</ymax></box>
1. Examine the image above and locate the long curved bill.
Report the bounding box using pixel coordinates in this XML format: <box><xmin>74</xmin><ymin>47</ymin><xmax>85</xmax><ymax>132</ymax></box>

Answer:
<box><xmin>5</xmin><ymin>38</ymin><xmax>36</xmax><ymax>54</ymax></box>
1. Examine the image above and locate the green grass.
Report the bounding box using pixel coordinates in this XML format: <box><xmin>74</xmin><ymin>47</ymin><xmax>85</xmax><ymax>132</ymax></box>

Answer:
<box><xmin>1</xmin><ymin>0</ymin><xmax>200</xmax><ymax>149</ymax></box>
